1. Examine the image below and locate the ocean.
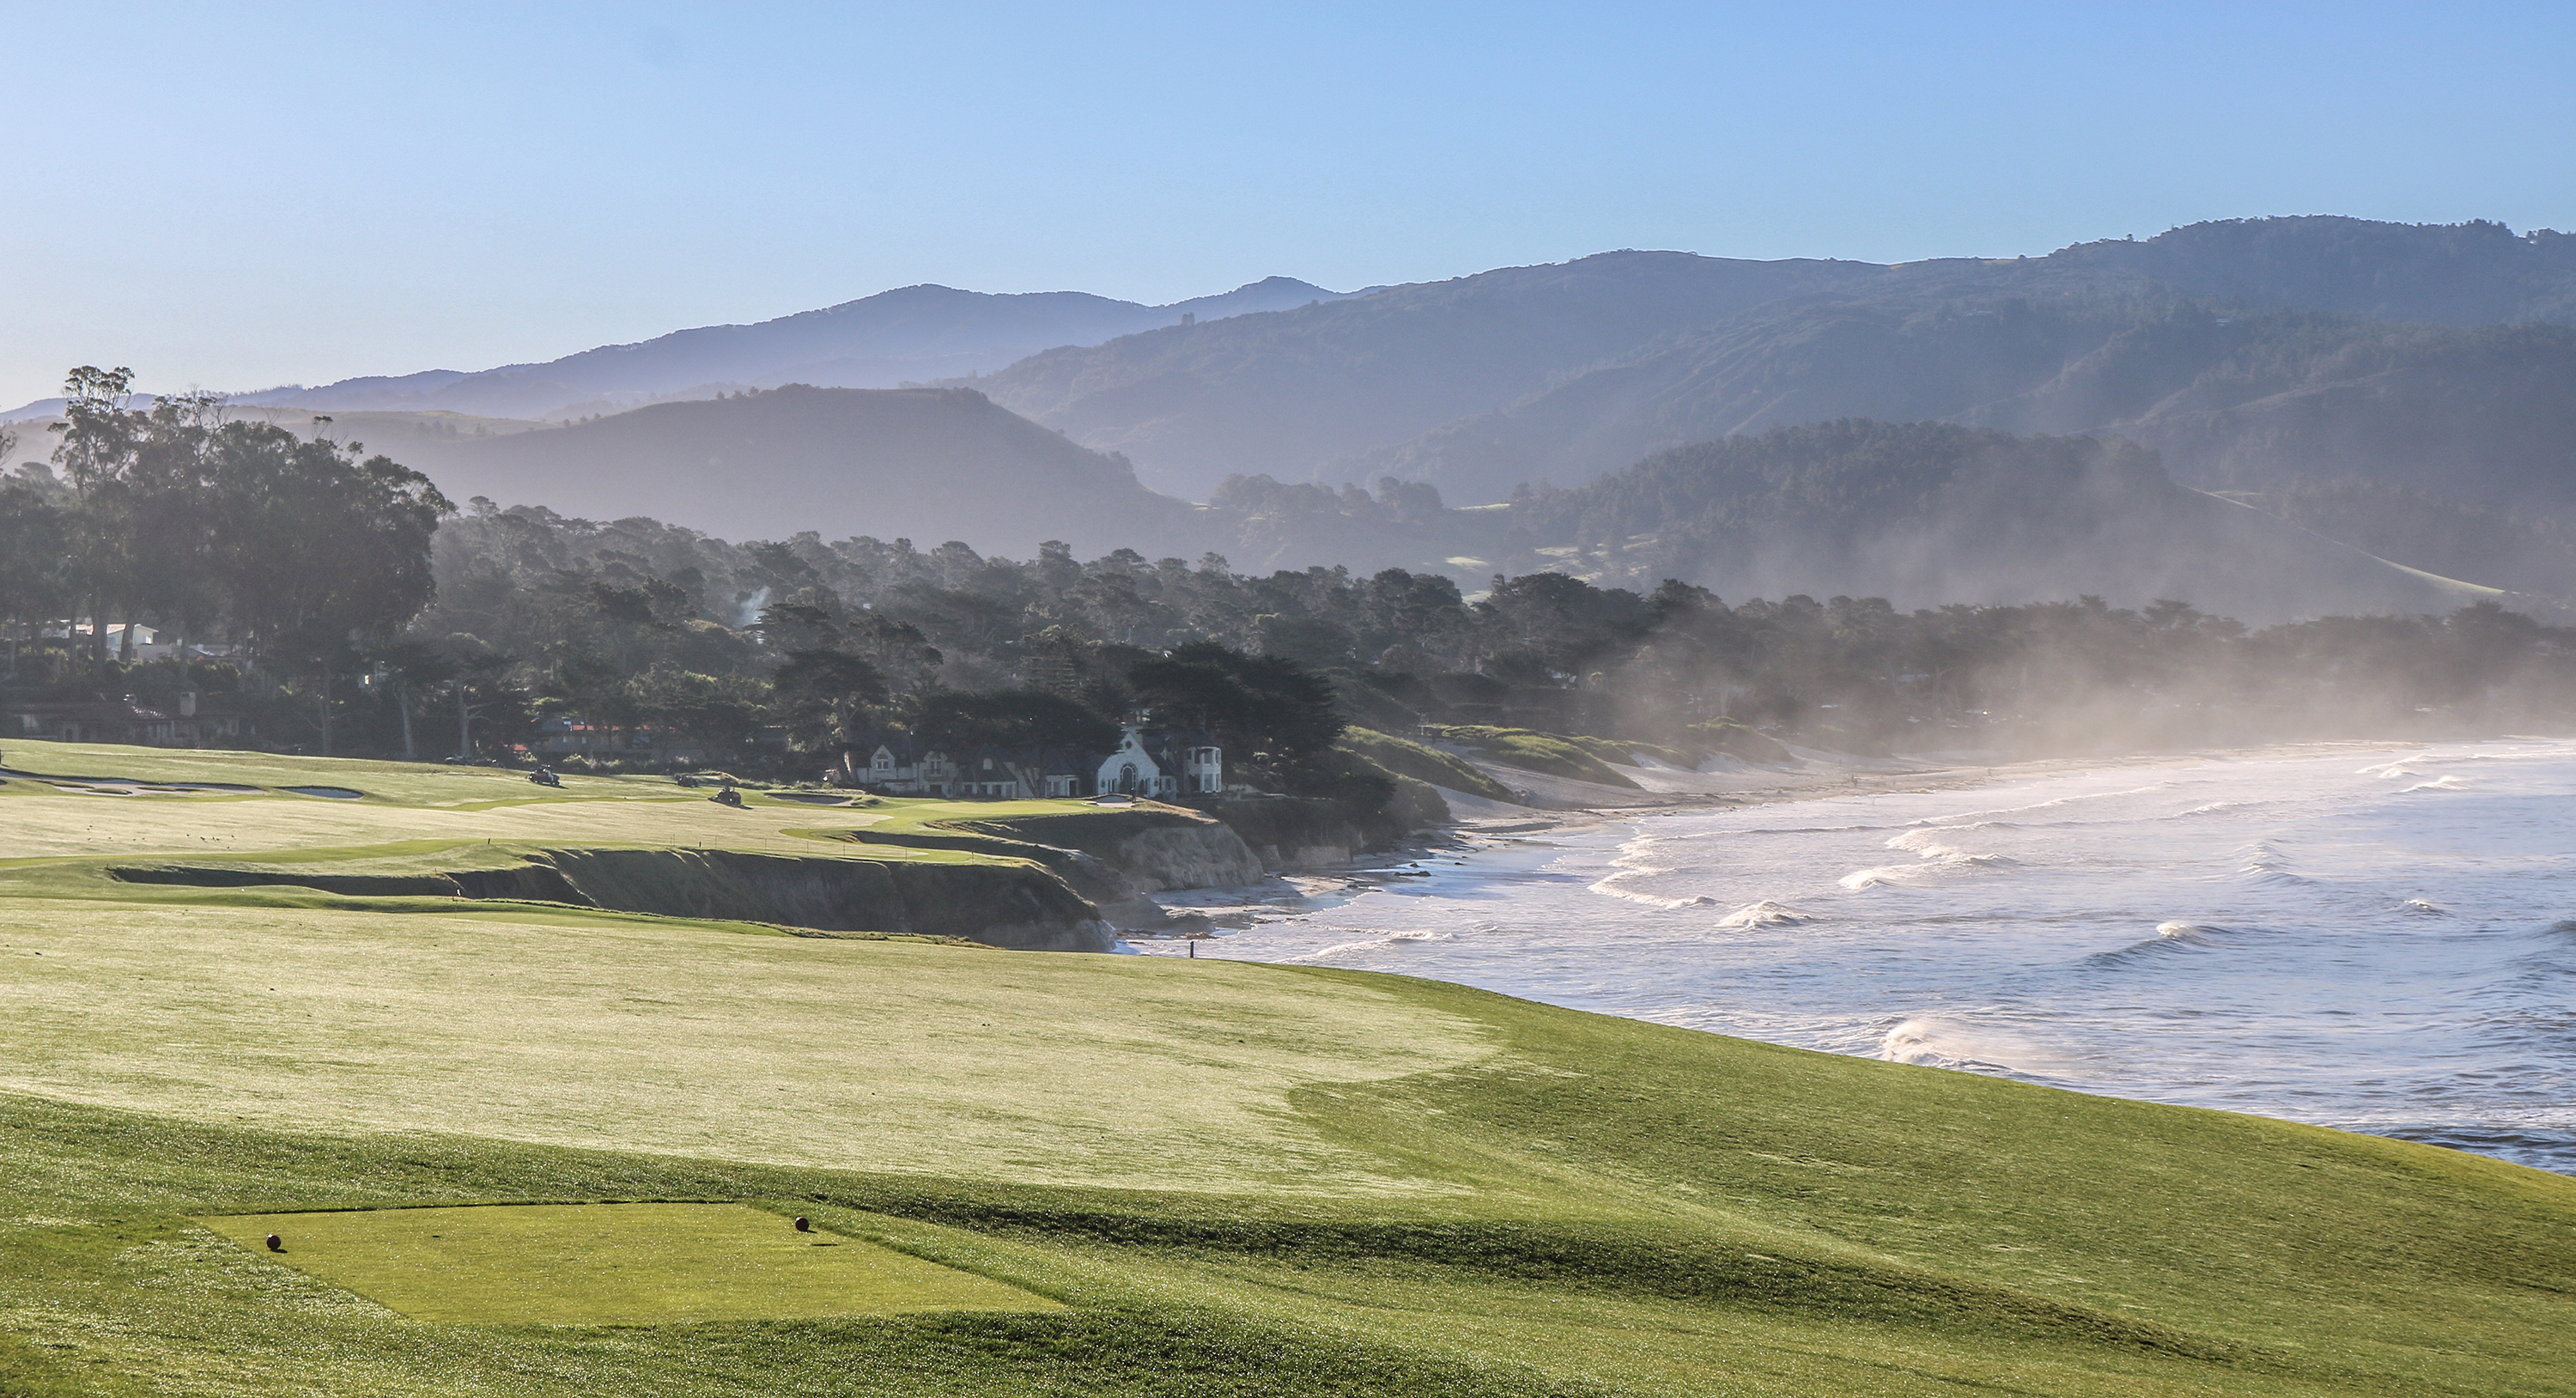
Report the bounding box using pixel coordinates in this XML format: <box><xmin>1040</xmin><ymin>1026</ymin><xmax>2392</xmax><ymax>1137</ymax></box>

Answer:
<box><xmin>1143</xmin><ymin>738</ymin><xmax>2576</xmax><ymax>1175</ymax></box>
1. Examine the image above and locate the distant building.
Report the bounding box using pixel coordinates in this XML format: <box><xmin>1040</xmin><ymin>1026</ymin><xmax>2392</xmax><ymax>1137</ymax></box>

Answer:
<box><xmin>43</xmin><ymin>623</ymin><xmax>184</xmax><ymax>662</ymax></box>
<box><xmin>861</xmin><ymin>735</ymin><xmax>956</xmax><ymax>795</ymax></box>
<box><xmin>5</xmin><ymin>691</ymin><xmax>246</xmax><ymax>747</ymax></box>
<box><xmin>857</xmin><ymin>726</ymin><xmax>1218</xmax><ymax>800</ymax></box>
<box><xmin>1094</xmin><ymin>726</ymin><xmax>1222</xmax><ymax>798</ymax></box>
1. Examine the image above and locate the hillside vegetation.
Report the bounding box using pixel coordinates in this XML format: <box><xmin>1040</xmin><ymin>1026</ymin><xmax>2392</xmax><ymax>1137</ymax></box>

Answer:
<box><xmin>380</xmin><ymin>383</ymin><xmax>1206</xmax><ymax>556</ymax></box>
<box><xmin>976</xmin><ymin>217</ymin><xmax>2576</xmax><ymax>501</ymax></box>
<box><xmin>1370</xmin><ymin>299</ymin><xmax>2576</xmax><ymax>536</ymax></box>
<box><xmin>978</xmin><ymin>251</ymin><xmax>1897</xmax><ymax>496</ymax></box>
<box><xmin>1496</xmin><ymin>420</ymin><xmax>2500</xmax><ymax>618</ymax></box>
<box><xmin>1</xmin><ymin>744</ymin><xmax>2571</xmax><ymax>1395</ymax></box>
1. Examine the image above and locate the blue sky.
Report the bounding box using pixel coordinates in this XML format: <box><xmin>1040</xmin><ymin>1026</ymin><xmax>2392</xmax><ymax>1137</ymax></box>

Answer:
<box><xmin>3</xmin><ymin>1</ymin><xmax>2569</xmax><ymax>407</ymax></box>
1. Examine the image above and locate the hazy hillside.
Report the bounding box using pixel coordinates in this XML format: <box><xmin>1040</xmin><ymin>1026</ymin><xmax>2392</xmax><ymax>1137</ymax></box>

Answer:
<box><xmin>383</xmin><ymin>385</ymin><xmax>1206</xmax><ymax>557</ymax></box>
<box><xmin>975</xmin><ymin>251</ymin><xmax>1899</xmax><ymax>495</ymax></box>
<box><xmin>2041</xmin><ymin>216</ymin><xmax>2576</xmax><ymax>325</ymax></box>
<box><xmin>1365</xmin><ymin>299</ymin><xmax>2576</xmax><ymax>594</ymax></box>
<box><xmin>1503</xmin><ymin>421</ymin><xmax>2497</xmax><ymax>622</ymax></box>
<box><xmin>969</xmin><ymin>217</ymin><xmax>2574</xmax><ymax>499</ymax></box>
<box><xmin>228</xmin><ymin>277</ymin><xmax>1352</xmax><ymax>421</ymax></box>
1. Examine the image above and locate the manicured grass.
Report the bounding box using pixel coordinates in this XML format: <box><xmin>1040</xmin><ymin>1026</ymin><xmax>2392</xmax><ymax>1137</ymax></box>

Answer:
<box><xmin>0</xmin><ymin>739</ymin><xmax>1127</xmax><ymax>866</ymax></box>
<box><xmin>197</xmin><ymin>1203</ymin><xmax>1059</xmax><ymax>1323</ymax></box>
<box><xmin>0</xmin><ymin>900</ymin><xmax>1485</xmax><ymax>1194</ymax></box>
<box><xmin>1</xmin><ymin>743</ymin><xmax>2572</xmax><ymax>1395</ymax></box>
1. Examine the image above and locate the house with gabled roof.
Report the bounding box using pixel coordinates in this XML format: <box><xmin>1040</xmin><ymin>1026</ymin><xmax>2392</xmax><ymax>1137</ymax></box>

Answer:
<box><xmin>853</xmin><ymin>726</ymin><xmax>1218</xmax><ymax>801</ymax></box>
<box><xmin>1095</xmin><ymin>725</ymin><xmax>1223</xmax><ymax>798</ymax></box>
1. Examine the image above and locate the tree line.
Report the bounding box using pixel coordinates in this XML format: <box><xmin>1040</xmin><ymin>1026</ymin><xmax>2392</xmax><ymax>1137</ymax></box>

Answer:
<box><xmin>8</xmin><ymin>372</ymin><xmax>2576</xmax><ymax>784</ymax></box>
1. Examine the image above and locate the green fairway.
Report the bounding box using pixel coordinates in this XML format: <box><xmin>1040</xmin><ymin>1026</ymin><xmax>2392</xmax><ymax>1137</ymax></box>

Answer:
<box><xmin>0</xmin><ymin>901</ymin><xmax>1489</xmax><ymax>1193</ymax></box>
<box><xmin>196</xmin><ymin>1203</ymin><xmax>1060</xmax><ymax>1323</ymax></box>
<box><xmin>1</xmin><ymin>742</ymin><xmax>2573</xmax><ymax>1395</ymax></box>
<box><xmin>0</xmin><ymin>738</ymin><xmax>1103</xmax><ymax>863</ymax></box>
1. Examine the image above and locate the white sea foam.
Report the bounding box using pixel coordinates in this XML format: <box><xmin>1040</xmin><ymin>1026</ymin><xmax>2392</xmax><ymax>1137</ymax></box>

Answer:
<box><xmin>1588</xmin><ymin>836</ymin><xmax>1716</xmax><ymax>909</ymax></box>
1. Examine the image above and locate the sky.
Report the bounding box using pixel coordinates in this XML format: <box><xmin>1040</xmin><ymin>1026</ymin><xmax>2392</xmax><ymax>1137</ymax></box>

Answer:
<box><xmin>3</xmin><ymin>0</ymin><xmax>2570</xmax><ymax>407</ymax></box>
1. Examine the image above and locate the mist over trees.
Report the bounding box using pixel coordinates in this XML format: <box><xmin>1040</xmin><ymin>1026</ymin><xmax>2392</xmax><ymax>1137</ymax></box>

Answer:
<box><xmin>257</xmin><ymin>492</ymin><xmax>2576</xmax><ymax>773</ymax></box>
<box><xmin>9</xmin><ymin>356</ymin><xmax>2576</xmax><ymax>794</ymax></box>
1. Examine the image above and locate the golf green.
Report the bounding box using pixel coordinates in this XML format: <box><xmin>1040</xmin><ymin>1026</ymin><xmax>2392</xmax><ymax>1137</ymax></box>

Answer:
<box><xmin>196</xmin><ymin>1203</ymin><xmax>1060</xmax><ymax>1324</ymax></box>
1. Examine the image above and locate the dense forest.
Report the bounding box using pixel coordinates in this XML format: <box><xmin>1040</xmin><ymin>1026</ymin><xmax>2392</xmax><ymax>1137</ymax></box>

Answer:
<box><xmin>9</xmin><ymin>369</ymin><xmax>2576</xmax><ymax>824</ymax></box>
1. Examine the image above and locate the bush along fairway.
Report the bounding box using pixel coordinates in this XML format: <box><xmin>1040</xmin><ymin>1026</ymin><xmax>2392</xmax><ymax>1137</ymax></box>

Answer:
<box><xmin>2</xmin><ymin>744</ymin><xmax>2573</xmax><ymax>1395</ymax></box>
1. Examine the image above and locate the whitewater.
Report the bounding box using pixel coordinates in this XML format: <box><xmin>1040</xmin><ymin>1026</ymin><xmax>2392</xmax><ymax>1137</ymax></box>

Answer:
<box><xmin>1146</xmin><ymin>737</ymin><xmax>2576</xmax><ymax>1175</ymax></box>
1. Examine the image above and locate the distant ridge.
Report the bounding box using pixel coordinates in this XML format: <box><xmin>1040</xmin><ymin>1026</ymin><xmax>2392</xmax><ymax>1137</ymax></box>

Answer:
<box><xmin>974</xmin><ymin>216</ymin><xmax>2576</xmax><ymax>500</ymax></box>
<box><xmin>209</xmin><ymin>277</ymin><xmax>1357</xmax><ymax>422</ymax></box>
<box><xmin>387</xmin><ymin>385</ymin><xmax>1202</xmax><ymax>558</ymax></box>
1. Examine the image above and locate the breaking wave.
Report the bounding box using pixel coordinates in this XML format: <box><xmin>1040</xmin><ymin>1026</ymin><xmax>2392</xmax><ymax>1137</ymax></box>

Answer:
<box><xmin>1588</xmin><ymin>837</ymin><xmax>1718</xmax><ymax>909</ymax></box>
<box><xmin>2085</xmin><ymin>921</ymin><xmax>2239</xmax><ymax>965</ymax></box>
<box><xmin>1278</xmin><ymin>930</ymin><xmax>1456</xmax><ymax>963</ymax></box>
<box><xmin>1841</xmin><ymin>828</ymin><xmax>2020</xmax><ymax>889</ymax></box>
<box><xmin>1714</xmin><ymin>900</ymin><xmax>1812</xmax><ymax>929</ymax></box>
<box><xmin>2236</xmin><ymin>840</ymin><xmax>2312</xmax><ymax>886</ymax></box>
<box><xmin>1878</xmin><ymin>1017</ymin><xmax>2074</xmax><ymax>1076</ymax></box>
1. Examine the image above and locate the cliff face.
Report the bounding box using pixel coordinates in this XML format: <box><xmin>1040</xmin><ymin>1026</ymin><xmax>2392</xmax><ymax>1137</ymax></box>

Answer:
<box><xmin>540</xmin><ymin>849</ymin><xmax>1116</xmax><ymax>951</ymax></box>
<box><xmin>927</xmin><ymin>809</ymin><xmax>1267</xmax><ymax>890</ymax></box>
<box><xmin>115</xmin><ymin>848</ymin><xmax>1121</xmax><ymax>953</ymax></box>
<box><xmin>106</xmin><ymin>796</ymin><xmax>1425</xmax><ymax>955</ymax></box>
<box><xmin>1194</xmin><ymin>788</ymin><xmax>1450</xmax><ymax>872</ymax></box>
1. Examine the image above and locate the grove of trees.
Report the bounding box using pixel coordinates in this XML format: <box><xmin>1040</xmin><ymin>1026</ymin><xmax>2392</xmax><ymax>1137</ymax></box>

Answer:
<box><xmin>2</xmin><ymin>368</ymin><xmax>451</xmax><ymax>753</ymax></box>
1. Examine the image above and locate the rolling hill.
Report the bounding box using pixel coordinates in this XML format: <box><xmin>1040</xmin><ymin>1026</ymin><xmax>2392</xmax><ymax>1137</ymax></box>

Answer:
<box><xmin>1364</xmin><ymin>300</ymin><xmax>2576</xmax><ymax>512</ymax></box>
<box><xmin>974</xmin><ymin>216</ymin><xmax>2576</xmax><ymax>532</ymax></box>
<box><xmin>380</xmin><ymin>384</ymin><xmax>1207</xmax><ymax>556</ymax></box>
<box><xmin>974</xmin><ymin>251</ymin><xmax>1902</xmax><ymax>495</ymax></box>
<box><xmin>1217</xmin><ymin>420</ymin><xmax>2499</xmax><ymax>623</ymax></box>
<box><xmin>1498</xmin><ymin>420</ymin><xmax>2502</xmax><ymax>620</ymax></box>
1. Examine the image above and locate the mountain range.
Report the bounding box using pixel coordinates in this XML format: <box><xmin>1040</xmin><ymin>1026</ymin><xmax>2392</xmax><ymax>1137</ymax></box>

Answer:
<box><xmin>10</xmin><ymin>215</ymin><xmax>2575</xmax><ymax>622</ymax></box>
<box><xmin>0</xmin><ymin>277</ymin><xmax>1352</xmax><ymax>425</ymax></box>
<box><xmin>972</xmin><ymin>217</ymin><xmax>2576</xmax><ymax>500</ymax></box>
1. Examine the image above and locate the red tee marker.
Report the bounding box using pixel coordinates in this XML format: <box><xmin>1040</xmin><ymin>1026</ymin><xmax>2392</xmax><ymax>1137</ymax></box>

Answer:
<box><xmin>793</xmin><ymin>1216</ymin><xmax>811</xmax><ymax>1232</ymax></box>
<box><xmin>264</xmin><ymin>1233</ymin><xmax>283</xmax><ymax>1251</ymax></box>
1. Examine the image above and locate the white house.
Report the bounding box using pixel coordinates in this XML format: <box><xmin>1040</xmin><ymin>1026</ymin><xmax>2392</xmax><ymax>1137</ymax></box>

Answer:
<box><xmin>1096</xmin><ymin>728</ymin><xmax>1170</xmax><ymax>797</ymax></box>
<box><xmin>865</xmin><ymin>738</ymin><xmax>960</xmax><ymax>795</ymax></box>
<box><xmin>1176</xmin><ymin>741</ymin><xmax>1223</xmax><ymax>794</ymax></box>
<box><xmin>861</xmin><ymin>737</ymin><xmax>1091</xmax><ymax>799</ymax></box>
<box><xmin>1094</xmin><ymin>726</ymin><xmax>1224</xmax><ymax>798</ymax></box>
